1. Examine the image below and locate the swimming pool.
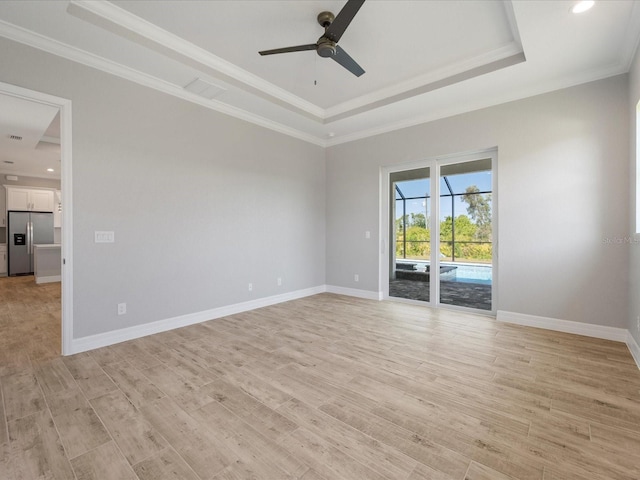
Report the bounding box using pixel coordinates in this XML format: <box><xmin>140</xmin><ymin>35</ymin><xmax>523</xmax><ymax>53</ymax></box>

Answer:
<box><xmin>443</xmin><ymin>263</ymin><xmax>492</xmax><ymax>285</ymax></box>
<box><xmin>398</xmin><ymin>261</ymin><xmax>492</xmax><ymax>284</ymax></box>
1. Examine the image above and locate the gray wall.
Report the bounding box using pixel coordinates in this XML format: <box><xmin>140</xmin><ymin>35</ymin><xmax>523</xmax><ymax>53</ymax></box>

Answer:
<box><xmin>0</xmin><ymin>37</ymin><xmax>325</xmax><ymax>338</ymax></box>
<box><xmin>629</xmin><ymin>46</ymin><xmax>640</xmax><ymax>345</ymax></box>
<box><xmin>327</xmin><ymin>75</ymin><xmax>629</xmax><ymax>328</ymax></box>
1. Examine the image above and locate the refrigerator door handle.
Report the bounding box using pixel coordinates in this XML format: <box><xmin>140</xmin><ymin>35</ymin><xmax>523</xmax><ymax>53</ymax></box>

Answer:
<box><xmin>28</xmin><ymin>221</ymin><xmax>33</xmax><ymax>255</ymax></box>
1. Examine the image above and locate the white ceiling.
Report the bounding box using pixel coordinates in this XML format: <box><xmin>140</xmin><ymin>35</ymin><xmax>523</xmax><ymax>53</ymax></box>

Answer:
<box><xmin>0</xmin><ymin>0</ymin><xmax>638</xmax><ymax>148</ymax></box>
<box><xmin>0</xmin><ymin>94</ymin><xmax>60</xmax><ymax>179</ymax></box>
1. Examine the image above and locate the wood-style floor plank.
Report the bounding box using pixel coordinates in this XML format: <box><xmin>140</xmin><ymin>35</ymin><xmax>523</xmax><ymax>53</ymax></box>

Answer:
<box><xmin>1</xmin><ymin>276</ymin><xmax>639</xmax><ymax>480</ymax></box>
<box><xmin>90</xmin><ymin>389</ymin><xmax>166</xmax><ymax>465</ymax></box>
<box><xmin>45</xmin><ymin>387</ymin><xmax>112</xmax><ymax>460</ymax></box>
<box><xmin>7</xmin><ymin>409</ymin><xmax>75</xmax><ymax>480</ymax></box>
<box><xmin>71</xmin><ymin>441</ymin><xmax>137</xmax><ymax>480</ymax></box>
<box><xmin>132</xmin><ymin>447</ymin><xmax>200</xmax><ymax>480</ymax></box>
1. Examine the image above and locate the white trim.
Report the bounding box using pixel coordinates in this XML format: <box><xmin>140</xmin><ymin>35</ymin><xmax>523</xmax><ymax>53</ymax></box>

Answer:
<box><xmin>325</xmin><ymin>285</ymin><xmax>383</xmax><ymax>301</ymax></box>
<box><xmin>627</xmin><ymin>331</ymin><xmax>640</xmax><ymax>370</ymax></box>
<box><xmin>0</xmin><ymin>81</ymin><xmax>73</xmax><ymax>357</ymax></box>
<box><xmin>65</xmin><ymin>0</ymin><xmax>324</xmax><ymax>119</ymax></box>
<box><xmin>380</xmin><ymin>148</ymin><xmax>497</xmax><ymax>315</ymax></box>
<box><xmin>35</xmin><ymin>275</ymin><xmax>61</xmax><ymax>284</ymax></box>
<box><xmin>497</xmin><ymin>310</ymin><xmax>628</xmax><ymax>342</ymax></box>
<box><xmin>69</xmin><ymin>285</ymin><xmax>326</xmax><ymax>354</ymax></box>
<box><xmin>0</xmin><ymin>19</ymin><xmax>325</xmax><ymax>147</ymax></box>
<box><xmin>0</xmin><ymin>13</ymin><xmax>631</xmax><ymax>148</ymax></box>
<box><xmin>324</xmin><ymin>46</ymin><xmax>525</xmax><ymax>120</ymax></box>
<box><xmin>622</xmin><ymin>0</ymin><xmax>640</xmax><ymax>72</ymax></box>
<box><xmin>67</xmin><ymin>1</ymin><xmax>525</xmax><ymax>124</ymax></box>
<box><xmin>325</xmin><ymin>63</ymin><xmax>628</xmax><ymax>147</ymax></box>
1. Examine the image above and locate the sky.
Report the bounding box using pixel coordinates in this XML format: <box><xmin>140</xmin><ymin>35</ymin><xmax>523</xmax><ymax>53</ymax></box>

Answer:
<box><xmin>395</xmin><ymin>171</ymin><xmax>492</xmax><ymax>223</ymax></box>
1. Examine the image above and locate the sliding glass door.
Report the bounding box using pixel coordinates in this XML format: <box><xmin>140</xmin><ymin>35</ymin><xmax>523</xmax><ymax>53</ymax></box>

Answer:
<box><xmin>389</xmin><ymin>168</ymin><xmax>431</xmax><ymax>302</ymax></box>
<box><xmin>386</xmin><ymin>152</ymin><xmax>495</xmax><ymax>313</ymax></box>
<box><xmin>438</xmin><ymin>159</ymin><xmax>493</xmax><ymax>310</ymax></box>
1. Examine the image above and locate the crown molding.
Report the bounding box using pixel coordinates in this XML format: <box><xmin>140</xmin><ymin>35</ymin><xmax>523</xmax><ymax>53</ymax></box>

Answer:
<box><xmin>66</xmin><ymin>0</ymin><xmax>325</xmax><ymax>120</ymax></box>
<box><xmin>326</xmin><ymin>60</ymin><xmax>628</xmax><ymax>147</ymax></box>
<box><xmin>324</xmin><ymin>43</ymin><xmax>524</xmax><ymax>121</ymax></box>
<box><xmin>621</xmin><ymin>0</ymin><xmax>640</xmax><ymax>72</ymax></box>
<box><xmin>66</xmin><ymin>1</ymin><xmax>528</xmax><ymax>126</ymax></box>
<box><xmin>325</xmin><ymin>49</ymin><xmax>526</xmax><ymax>124</ymax></box>
<box><xmin>0</xmin><ymin>19</ymin><xmax>326</xmax><ymax>147</ymax></box>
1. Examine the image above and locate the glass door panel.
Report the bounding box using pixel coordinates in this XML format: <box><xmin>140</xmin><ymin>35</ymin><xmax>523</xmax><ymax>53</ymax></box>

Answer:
<box><xmin>389</xmin><ymin>168</ymin><xmax>431</xmax><ymax>302</ymax></box>
<box><xmin>438</xmin><ymin>159</ymin><xmax>493</xmax><ymax>310</ymax></box>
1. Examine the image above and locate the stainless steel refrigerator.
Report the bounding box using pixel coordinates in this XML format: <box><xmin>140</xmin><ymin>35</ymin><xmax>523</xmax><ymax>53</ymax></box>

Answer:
<box><xmin>8</xmin><ymin>211</ymin><xmax>54</xmax><ymax>276</ymax></box>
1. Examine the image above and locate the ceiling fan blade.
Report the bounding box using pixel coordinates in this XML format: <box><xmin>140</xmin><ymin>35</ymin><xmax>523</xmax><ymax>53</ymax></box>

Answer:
<box><xmin>259</xmin><ymin>44</ymin><xmax>317</xmax><ymax>56</ymax></box>
<box><xmin>331</xmin><ymin>45</ymin><xmax>365</xmax><ymax>77</ymax></box>
<box><xmin>324</xmin><ymin>0</ymin><xmax>365</xmax><ymax>43</ymax></box>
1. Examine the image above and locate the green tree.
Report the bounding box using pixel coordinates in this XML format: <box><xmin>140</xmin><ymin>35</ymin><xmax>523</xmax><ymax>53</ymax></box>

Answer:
<box><xmin>461</xmin><ymin>185</ymin><xmax>492</xmax><ymax>241</ymax></box>
<box><xmin>410</xmin><ymin>212</ymin><xmax>426</xmax><ymax>228</ymax></box>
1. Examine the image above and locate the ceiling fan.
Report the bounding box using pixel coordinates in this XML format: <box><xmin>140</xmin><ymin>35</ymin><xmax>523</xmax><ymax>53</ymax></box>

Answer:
<box><xmin>258</xmin><ymin>0</ymin><xmax>366</xmax><ymax>77</ymax></box>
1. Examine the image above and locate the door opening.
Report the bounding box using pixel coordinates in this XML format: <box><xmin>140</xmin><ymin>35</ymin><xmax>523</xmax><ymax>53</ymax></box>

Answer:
<box><xmin>384</xmin><ymin>150</ymin><xmax>496</xmax><ymax>314</ymax></box>
<box><xmin>0</xmin><ymin>82</ymin><xmax>73</xmax><ymax>356</ymax></box>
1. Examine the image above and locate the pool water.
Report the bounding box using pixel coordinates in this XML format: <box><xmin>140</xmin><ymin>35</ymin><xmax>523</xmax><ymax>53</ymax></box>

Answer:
<box><xmin>399</xmin><ymin>261</ymin><xmax>492</xmax><ymax>285</ymax></box>
<box><xmin>444</xmin><ymin>263</ymin><xmax>492</xmax><ymax>285</ymax></box>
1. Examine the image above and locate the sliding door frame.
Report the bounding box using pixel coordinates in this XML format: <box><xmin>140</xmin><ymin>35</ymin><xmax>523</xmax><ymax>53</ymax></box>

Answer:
<box><xmin>380</xmin><ymin>148</ymin><xmax>498</xmax><ymax>315</ymax></box>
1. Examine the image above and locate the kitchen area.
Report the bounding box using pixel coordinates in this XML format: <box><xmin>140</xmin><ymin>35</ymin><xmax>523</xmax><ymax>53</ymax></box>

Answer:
<box><xmin>1</xmin><ymin>182</ymin><xmax>62</xmax><ymax>282</ymax></box>
<box><xmin>0</xmin><ymin>92</ymin><xmax>62</xmax><ymax>285</ymax></box>
<box><xmin>0</xmin><ymin>90</ymin><xmax>64</xmax><ymax>362</ymax></box>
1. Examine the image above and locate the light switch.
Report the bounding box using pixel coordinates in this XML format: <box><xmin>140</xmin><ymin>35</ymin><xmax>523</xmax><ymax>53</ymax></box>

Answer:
<box><xmin>95</xmin><ymin>231</ymin><xmax>115</xmax><ymax>243</ymax></box>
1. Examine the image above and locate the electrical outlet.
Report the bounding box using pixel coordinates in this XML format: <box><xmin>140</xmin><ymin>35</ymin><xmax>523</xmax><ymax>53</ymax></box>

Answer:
<box><xmin>117</xmin><ymin>303</ymin><xmax>126</xmax><ymax>315</ymax></box>
<box><xmin>637</xmin><ymin>316</ymin><xmax>640</xmax><ymax>331</ymax></box>
<box><xmin>248</xmin><ymin>283</ymin><xmax>253</xmax><ymax>292</ymax></box>
<box><xmin>354</xmin><ymin>274</ymin><xmax>359</xmax><ymax>282</ymax></box>
<box><xmin>365</xmin><ymin>231</ymin><xmax>370</xmax><ymax>239</ymax></box>
<box><xmin>277</xmin><ymin>277</ymin><xmax>282</xmax><ymax>286</ymax></box>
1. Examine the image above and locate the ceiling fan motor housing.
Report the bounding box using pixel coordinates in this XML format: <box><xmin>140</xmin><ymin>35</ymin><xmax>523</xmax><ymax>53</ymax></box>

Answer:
<box><xmin>317</xmin><ymin>39</ymin><xmax>337</xmax><ymax>57</ymax></box>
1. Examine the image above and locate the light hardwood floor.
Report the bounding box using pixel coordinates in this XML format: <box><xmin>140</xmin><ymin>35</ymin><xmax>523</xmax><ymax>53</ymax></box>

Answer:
<box><xmin>1</xmin><ymin>276</ymin><xmax>639</xmax><ymax>480</ymax></box>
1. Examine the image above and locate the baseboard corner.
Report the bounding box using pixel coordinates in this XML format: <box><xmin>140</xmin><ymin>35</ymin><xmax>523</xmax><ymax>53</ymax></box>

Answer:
<box><xmin>325</xmin><ymin>284</ymin><xmax>382</xmax><ymax>301</ymax></box>
<box><xmin>627</xmin><ymin>331</ymin><xmax>640</xmax><ymax>370</ymax></box>
<box><xmin>496</xmin><ymin>310</ymin><xmax>628</xmax><ymax>343</ymax></box>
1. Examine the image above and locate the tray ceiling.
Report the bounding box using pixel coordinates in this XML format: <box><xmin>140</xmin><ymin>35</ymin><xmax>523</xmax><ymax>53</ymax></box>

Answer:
<box><xmin>0</xmin><ymin>0</ymin><xmax>638</xmax><ymax>148</ymax></box>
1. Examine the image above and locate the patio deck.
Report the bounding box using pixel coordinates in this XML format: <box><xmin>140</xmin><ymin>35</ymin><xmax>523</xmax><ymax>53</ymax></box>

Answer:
<box><xmin>389</xmin><ymin>278</ymin><xmax>491</xmax><ymax>311</ymax></box>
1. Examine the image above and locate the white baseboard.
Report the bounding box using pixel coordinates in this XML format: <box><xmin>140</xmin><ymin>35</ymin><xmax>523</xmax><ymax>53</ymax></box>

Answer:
<box><xmin>627</xmin><ymin>331</ymin><xmax>640</xmax><ymax>370</ymax></box>
<box><xmin>325</xmin><ymin>285</ymin><xmax>383</xmax><ymax>301</ymax></box>
<box><xmin>69</xmin><ymin>285</ymin><xmax>326</xmax><ymax>355</ymax></box>
<box><xmin>496</xmin><ymin>310</ymin><xmax>628</xmax><ymax>342</ymax></box>
<box><xmin>36</xmin><ymin>274</ymin><xmax>61</xmax><ymax>284</ymax></box>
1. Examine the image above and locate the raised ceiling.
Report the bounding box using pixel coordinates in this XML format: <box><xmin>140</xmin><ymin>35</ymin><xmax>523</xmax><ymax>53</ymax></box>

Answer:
<box><xmin>0</xmin><ymin>0</ymin><xmax>638</xmax><ymax>148</ymax></box>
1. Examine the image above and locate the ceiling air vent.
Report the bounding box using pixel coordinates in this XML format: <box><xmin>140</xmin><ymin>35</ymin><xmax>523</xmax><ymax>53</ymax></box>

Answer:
<box><xmin>9</xmin><ymin>134</ymin><xmax>23</xmax><ymax>141</ymax></box>
<box><xmin>183</xmin><ymin>78</ymin><xmax>226</xmax><ymax>100</ymax></box>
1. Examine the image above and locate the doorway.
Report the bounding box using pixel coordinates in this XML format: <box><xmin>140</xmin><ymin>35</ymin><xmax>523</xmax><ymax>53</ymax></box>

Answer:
<box><xmin>383</xmin><ymin>150</ymin><xmax>496</xmax><ymax>314</ymax></box>
<box><xmin>0</xmin><ymin>81</ymin><xmax>73</xmax><ymax>356</ymax></box>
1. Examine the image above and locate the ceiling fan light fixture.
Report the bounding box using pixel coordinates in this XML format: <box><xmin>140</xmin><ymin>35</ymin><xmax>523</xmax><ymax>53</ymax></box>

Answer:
<box><xmin>571</xmin><ymin>1</ymin><xmax>595</xmax><ymax>14</ymax></box>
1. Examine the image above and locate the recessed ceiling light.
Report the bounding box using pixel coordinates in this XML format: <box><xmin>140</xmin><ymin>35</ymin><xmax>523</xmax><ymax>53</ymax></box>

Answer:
<box><xmin>571</xmin><ymin>1</ymin><xmax>595</xmax><ymax>14</ymax></box>
<box><xmin>47</xmin><ymin>168</ymin><xmax>54</xmax><ymax>172</ymax></box>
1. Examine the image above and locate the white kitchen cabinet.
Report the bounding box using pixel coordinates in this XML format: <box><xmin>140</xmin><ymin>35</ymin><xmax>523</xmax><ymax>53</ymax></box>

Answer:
<box><xmin>5</xmin><ymin>186</ymin><xmax>54</xmax><ymax>212</ymax></box>
<box><xmin>54</xmin><ymin>190</ymin><xmax>62</xmax><ymax>228</ymax></box>
<box><xmin>0</xmin><ymin>245</ymin><xmax>6</xmax><ymax>276</ymax></box>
